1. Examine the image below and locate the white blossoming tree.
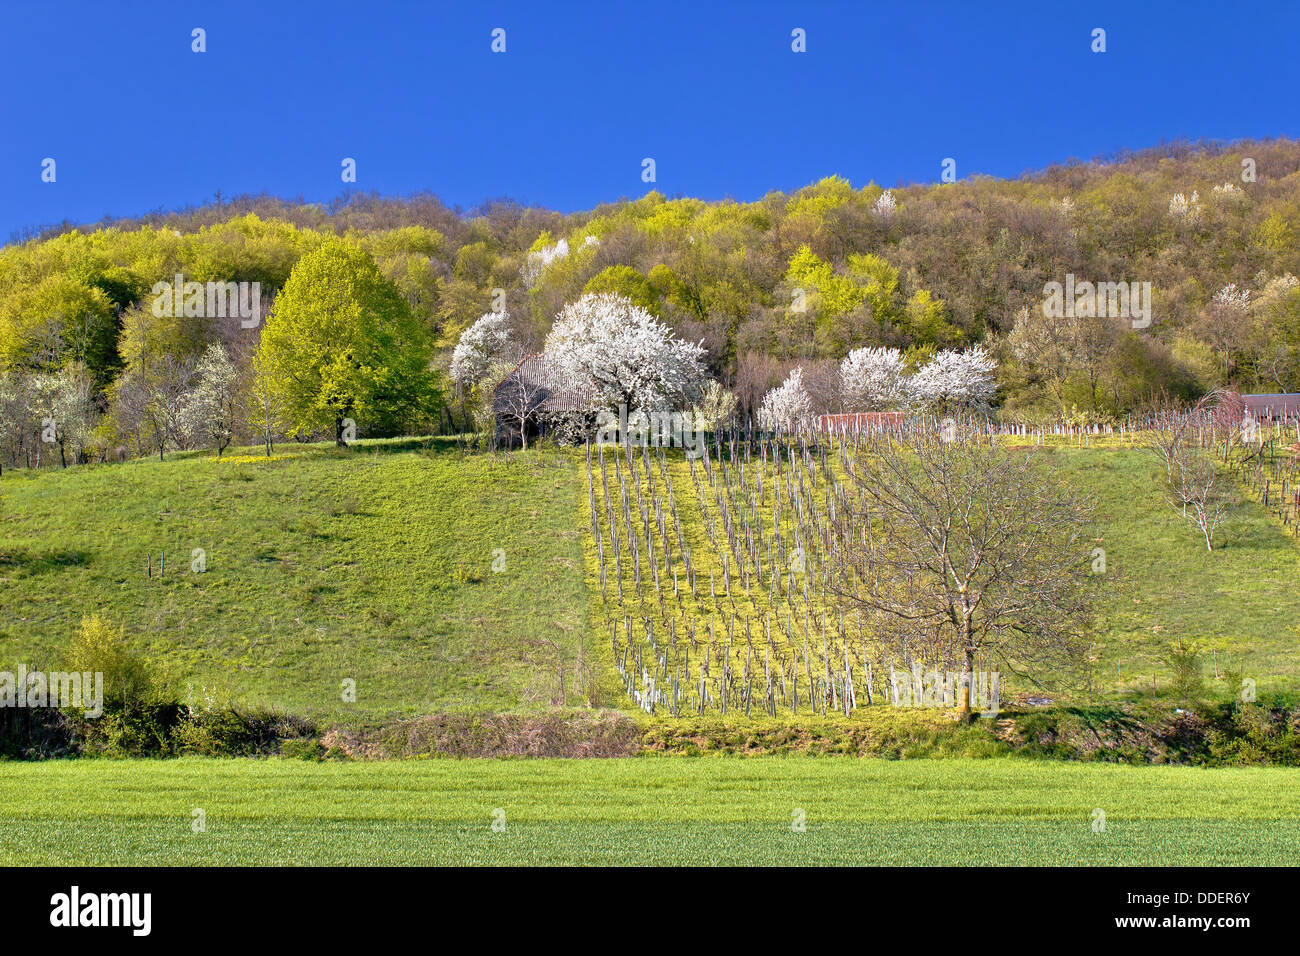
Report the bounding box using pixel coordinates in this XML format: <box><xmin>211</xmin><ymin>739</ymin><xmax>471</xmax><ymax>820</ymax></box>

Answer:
<box><xmin>1168</xmin><ymin>190</ymin><xmax>1200</xmax><ymax>221</ymax></box>
<box><xmin>907</xmin><ymin>346</ymin><xmax>997</xmax><ymax>411</ymax></box>
<box><xmin>29</xmin><ymin>364</ymin><xmax>97</xmax><ymax>468</ymax></box>
<box><xmin>181</xmin><ymin>342</ymin><xmax>240</xmax><ymax>456</ymax></box>
<box><xmin>543</xmin><ymin>293</ymin><xmax>706</xmax><ymax>414</ymax></box>
<box><xmin>840</xmin><ymin>346</ymin><xmax>908</xmax><ymax>410</ymax></box>
<box><xmin>691</xmin><ymin>380</ymin><xmax>738</xmax><ymax>431</ymax></box>
<box><xmin>1212</xmin><ymin>283</ymin><xmax>1250</xmax><ymax>311</ymax></box>
<box><xmin>874</xmin><ymin>189</ymin><xmax>897</xmax><ymax>218</ymax></box>
<box><xmin>521</xmin><ymin>237</ymin><xmax>571</xmax><ymax>288</ymax></box>
<box><xmin>450</xmin><ymin>312</ymin><xmax>517</xmax><ymax>392</ymax></box>
<box><xmin>758</xmin><ymin>366</ymin><xmax>813</xmax><ymax>430</ymax></box>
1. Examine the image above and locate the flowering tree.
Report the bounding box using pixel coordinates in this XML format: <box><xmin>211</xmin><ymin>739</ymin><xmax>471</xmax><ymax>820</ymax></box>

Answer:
<box><xmin>691</xmin><ymin>380</ymin><xmax>738</xmax><ymax>431</ymax></box>
<box><xmin>758</xmin><ymin>366</ymin><xmax>813</xmax><ymax>430</ymax></box>
<box><xmin>543</xmin><ymin>293</ymin><xmax>706</xmax><ymax>413</ymax></box>
<box><xmin>1212</xmin><ymin>283</ymin><xmax>1250</xmax><ymax>311</ymax></box>
<box><xmin>181</xmin><ymin>342</ymin><xmax>240</xmax><ymax>456</ymax></box>
<box><xmin>521</xmin><ymin>238</ymin><xmax>570</xmax><ymax>288</ymax></box>
<box><xmin>450</xmin><ymin>312</ymin><xmax>517</xmax><ymax>392</ymax></box>
<box><xmin>840</xmin><ymin>346</ymin><xmax>907</xmax><ymax>410</ymax></box>
<box><xmin>908</xmin><ymin>346</ymin><xmax>997</xmax><ymax>410</ymax></box>
<box><xmin>30</xmin><ymin>364</ymin><xmax>97</xmax><ymax>468</ymax></box>
<box><xmin>874</xmin><ymin>189</ymin><xmax>897</xmax><ymax>218</ymax></box>
<box><xmin>1168</xmin><ymin>190</ymin><xmax>1200</xmax><ymax>221</ymax></box>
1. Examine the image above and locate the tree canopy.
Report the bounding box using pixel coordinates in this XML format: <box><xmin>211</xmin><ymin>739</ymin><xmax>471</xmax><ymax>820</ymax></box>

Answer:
<box><xmin>256</xmin><ymin>240</ymin><xmax>439</xmax><ymax>444</ymax></box>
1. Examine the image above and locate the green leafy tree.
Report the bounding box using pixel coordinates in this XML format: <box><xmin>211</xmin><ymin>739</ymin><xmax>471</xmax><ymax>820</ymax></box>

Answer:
<box><xmin>584</xmin><ymin>265</ymin><xmax>660</xmax><ymax>314</ymax></box>
<box><xmin>257</xmin><ymin>240</ymin><xmax>439</xmax><ymax>445</ymax></box>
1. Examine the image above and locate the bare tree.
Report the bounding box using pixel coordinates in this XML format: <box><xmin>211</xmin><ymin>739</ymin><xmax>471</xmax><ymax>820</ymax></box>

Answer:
<box><xmin>0</xmin><ymin>371</ymin><xmax>35</xmax><ymax>475</ymax></box>
<box><xmin>1167</xmin><ymin>447</ymin><xmax>1230</xmax><ymax>551</ymax></box>
<box><xmin>1142</xmin><ymin>396</ymin><xmax>1234</xmax><ymax>550</ymax></box>
<box><xmin>1141</xmin><ymin>411</ymin><xmax>1194</xmax><ymax>486</ymax></box>
<box><xmin>245</xmin><ymin>363</ymin><xmax>283</xmax><ymax>457</ymax></box>
<box><xmin>492</xmin><ymin>356</ymin><xmax>550</xmax><ymax>452</ymax></box>
<box><xmin>114</xmin><ymin>356</ymin><xmax>194</xmax><ymax>461</ymax></box>
<box><xmin>830</xmin><ymin>428</ymin><xmax>1094</xmax><ymax>717</ymax></box>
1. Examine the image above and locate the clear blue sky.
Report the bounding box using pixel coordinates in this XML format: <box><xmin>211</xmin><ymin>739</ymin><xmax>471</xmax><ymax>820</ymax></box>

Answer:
<box><xmin>2</xmin><ymin>0</ymin><xmax>1297</xmax><ymax>240</ymax></box>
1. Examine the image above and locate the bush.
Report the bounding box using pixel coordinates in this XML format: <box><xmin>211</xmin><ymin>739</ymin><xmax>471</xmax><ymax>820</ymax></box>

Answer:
<box><xmin>64</xmin><ymin>614</ymin><xmax>156</xmax><ymax>710</ymax></box>
<box><xmin>74</xmin><ymin>704</ymin><xmax>182</xmax><ymax>758</ymax></box>
<box><xmin>1206</xmin><ymin>699</ymin><xmax>1300</xmax><ymax>766</ymax></box>
<box><xmin>172</xmin><ymin>707</ymin><xmax>313</xmax><ymax>756</ymax></box>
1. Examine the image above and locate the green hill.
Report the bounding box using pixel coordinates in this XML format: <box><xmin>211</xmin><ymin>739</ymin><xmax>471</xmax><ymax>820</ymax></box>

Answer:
<box><xmin>3</xmin><ymin>438</ymin><xmax>1297</xmax><ymax>723</ymax></box>
<box><xmin>0</xmin><ymin>439</ymin><xmax>593</xmax><ymax>720</ymax></box>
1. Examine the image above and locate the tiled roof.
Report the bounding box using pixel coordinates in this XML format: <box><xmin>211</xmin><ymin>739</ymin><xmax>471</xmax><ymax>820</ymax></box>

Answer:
<box><xmin>1242</xmin><ymin>393</ymin><xmax>1300</xmax><ymax>417</ymax></box>
<box><xmin>494</xmin><ymin>353</ymin><xmax>594</xmax><ymax>413</ymax></box>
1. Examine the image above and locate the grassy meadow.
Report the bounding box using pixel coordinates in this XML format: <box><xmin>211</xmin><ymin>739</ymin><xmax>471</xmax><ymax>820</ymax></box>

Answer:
<box><xmin>0</xmin><ymin>438</ymin><xmax>595</xmax><ymax>720</ymax></box>
<box><xmin>1049</xmin><ymin>443</ymin><xmax>1300</xmax><ymax>695</ymax></box>
<box><xmin>0</xmin><ymin>756</ymin><xmax>1296</xmax><ymax>865</ymax></box>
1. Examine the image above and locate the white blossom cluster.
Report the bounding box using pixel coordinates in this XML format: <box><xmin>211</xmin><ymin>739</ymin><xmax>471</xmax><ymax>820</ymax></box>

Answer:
<box><xmin>758</xmin><ymin>366</ymin><xmax>812</xmax><ymax>429</ymax></box>
<box><xmin>521</xmin><ymin>235</ymin><xmax>600</xmax><ymax>288</ymax></box>
<box><xmin>1212</xmin><ymin>182</ymin><xmax>1243</xmax><ymax>200</ymax></box>
<box><xmin>840</xmin><ymin>346</ymin><xmax>908</xmax><ymax>410</ymax></box>
<box><xmin>521</xmin><ymin>238</ymin><xmax>570</xmax><ymax>288</ymax></box>
<box><xmin>906</xmin><ymin>346</ymin><xmax>998</xmax><ymax>410</ymax></box>
<box><xmin>874</xmin><ymin>189</ymin><xmax>897</xmax><ymax>218</ymax></box>
<box><xmin>1212</xmin><ymin>283</ymin><xmax>1250</xmax><ymax>311</ymax></box>
<box><xmin>759</xmin><ymin>345</ymin><xmax>998</xmax><ymax>426</ymax></box>
<box><xmin>179</xmin><ymin>342</ymin><xmax>239</xmax><ymax>447</ymax></box>
<box><xmin>1168</xmin><ymin>190</ymin><xmax>1201</xmax><ymax>220</ymax></box>
<box><xmin>450</xmin><ymin>312</ymin><xmax>515</xmax><ymax>390</ymax></box>
<box><xmin>543</xmin><ymin>293</ymin><xmax>706</xmax><ymax>412</ymax></box>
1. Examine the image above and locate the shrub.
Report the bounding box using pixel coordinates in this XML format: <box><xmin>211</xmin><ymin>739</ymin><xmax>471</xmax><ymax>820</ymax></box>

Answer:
<box><xmin>172</xmin><ymin>707</ymin><xmax>312</xmax><ymax>756</ymax></box>
<box><xmin>64</xmin><ymin>614</ymin><xmax>156</xmax><ymax>710</ymax></box>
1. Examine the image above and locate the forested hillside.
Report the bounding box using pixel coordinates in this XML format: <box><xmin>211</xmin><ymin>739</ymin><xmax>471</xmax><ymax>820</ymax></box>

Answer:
<box><xmin>3</xmin><ymin>138</ymin><xmax>1299</xmax><ymax>466</ymax></box>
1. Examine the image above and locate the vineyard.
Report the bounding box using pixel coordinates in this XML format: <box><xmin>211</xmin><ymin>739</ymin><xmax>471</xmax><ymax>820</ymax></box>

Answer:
<box><xmin>1224</xmin><ymin>425</ymin><xmax>1300</xmax><ymax>534</ymax></box>
<box><xmin>583</xmin><ymin>423</ymin><xmax>1005</xmax><ymax>718</ymax></box>
<box><xmin>582</xmin><ymin>399</ymin><xmax>1300</xmax><ymax>718</ymax></box>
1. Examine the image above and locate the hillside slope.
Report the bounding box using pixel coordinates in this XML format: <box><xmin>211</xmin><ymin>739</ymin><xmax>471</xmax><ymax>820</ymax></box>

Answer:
<box><xmin>0</xmin><ymin>439</ymin><xmax>592</xmax><ymax>720</ymax></box>
<box><xmin>4</xmin><ymin>439</ymin><xmax>1297</xmax><ymax>723</ymax></box>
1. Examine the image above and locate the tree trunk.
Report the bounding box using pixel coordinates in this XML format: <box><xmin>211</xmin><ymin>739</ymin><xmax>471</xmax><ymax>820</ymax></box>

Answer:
<box><xmin>958</xmin><ymin>647</ymin><xmax>975</xmax><ymax>719</ymax></box>
<box><xmin>957</xmin><ymin>607</ymin><xmax>975</xmax><ymax>720</ymax></box>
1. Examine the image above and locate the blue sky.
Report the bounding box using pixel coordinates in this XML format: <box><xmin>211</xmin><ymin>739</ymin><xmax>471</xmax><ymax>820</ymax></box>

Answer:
<box><xmin>2</xmin><ymin>0</ymin><xmax>1297</xmax><ymax>240</ymax></box>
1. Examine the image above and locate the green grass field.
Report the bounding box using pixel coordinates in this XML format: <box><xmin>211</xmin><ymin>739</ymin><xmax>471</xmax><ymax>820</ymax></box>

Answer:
<box><xmin>0</xmin><ymin>439</ymin><xmax>595</xmax><ymax>720</ymax></box>
<box><xmin>1</xmin><ymin>756</ymin><xmax>1296</xmax><ymax>865</ymax></box>
<box><xmin>1047</xmin><ymin>444</ymin><xmax>1300</xmax><ymax>694</ymax></box>
<box><xmin>3</xmin><ymin>437</ymin><xmax>1298</xmax><ymax>721</ymax></box>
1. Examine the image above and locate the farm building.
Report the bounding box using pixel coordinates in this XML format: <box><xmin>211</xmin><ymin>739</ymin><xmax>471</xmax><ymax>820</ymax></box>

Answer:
<box><xmin>492</xmin><ymin>353</ymin><xmax>594</xmax><ymax>447</ymax></box>
<box><xmin>1240</xmin><ymin>393</ymin><xmax>1300</xmax><ymax>420</ymax></box>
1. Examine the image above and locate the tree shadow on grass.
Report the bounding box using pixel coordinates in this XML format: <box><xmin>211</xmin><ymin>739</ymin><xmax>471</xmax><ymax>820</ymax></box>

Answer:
<box><xmin>0</xmin><ymin>548</ymin><xmax>91</xmax><ymax>576</ymax></box>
